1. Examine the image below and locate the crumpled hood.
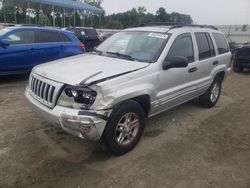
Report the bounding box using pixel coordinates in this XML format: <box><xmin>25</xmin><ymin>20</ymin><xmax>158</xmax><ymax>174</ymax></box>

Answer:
<box><xmin>33</xmin><ymin>54</ymin><xmax>149</xmax><ymax>85</ymax></box>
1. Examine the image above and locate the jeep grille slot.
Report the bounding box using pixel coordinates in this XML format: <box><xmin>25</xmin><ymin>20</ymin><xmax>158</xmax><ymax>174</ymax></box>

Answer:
<box><xmin>30</xmin><ymin>75</ymin><xmax>58</xmax><ymax>108</ymax></box>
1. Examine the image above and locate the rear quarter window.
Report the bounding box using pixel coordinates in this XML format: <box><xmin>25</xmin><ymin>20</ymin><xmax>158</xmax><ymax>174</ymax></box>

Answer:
<box><xmin>212</xmin><ymin>33</ymin><xmax>229</xmax><ymax>54</ymax></box>
<box><xmin>61</xmin><ymin>33</ymin><xmax>71</xmax><ymax>42</ymax></box>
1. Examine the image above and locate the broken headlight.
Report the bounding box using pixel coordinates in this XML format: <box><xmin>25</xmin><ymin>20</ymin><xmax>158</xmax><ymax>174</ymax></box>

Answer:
<box><xmin>57</xmin><ymin>86</ymin><xmax>97</xmax><ymax>109</ymax></box>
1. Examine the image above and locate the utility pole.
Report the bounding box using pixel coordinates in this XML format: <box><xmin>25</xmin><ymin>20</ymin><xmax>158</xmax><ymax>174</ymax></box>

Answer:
<box><xmin>73</xmin><ymin>9</ymin><xmax>76</xmax><ymax>27</ymax></box>
<box><xmin>63</xmin><ymin>8</ymin><xmax>66</xmax><ymax>27</ymax></box>
<box><xmin>2</xmin><ymin>0</ymin><xmax>6</xmax><ymax>23</ymax></box>
<box><xmin>27</xmin><ymin>1</ymin><xmax>31</xmax><ymax>24</ymax></box>
<box><xmin>14</xmin><ymin>7</ymin><xmax>17</xmax><ymax>24</ymax></box>
<box><xmin>52</xmin><ymin>5</ymin><xmax>55</xmax><ymax>27</ymax></box>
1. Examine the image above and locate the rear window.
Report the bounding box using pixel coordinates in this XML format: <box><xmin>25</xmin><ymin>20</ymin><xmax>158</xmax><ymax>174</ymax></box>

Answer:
<box><xmin>212</xmin><ymin>33</ymin><xmax>229</xmax><ymax>54</ymax></box>
<box><xmin>38</xmin><ymin>31</ymin><xmax>66</xmax><ymax>43</ymax></box>
<box><xmin>195</xmin><ymin>32</ymin><xmax>215</xmax><ymax>60</ymax></box>
<box><xmin>236</xmin><ymin>47</ymin><xmax>250</xmax><ymax>56</ymax></box>
<box><xmin>66</xmin><ymin>28</ymin><xmax>81</xmax><ymax>36</ymax></box>
<box><xmin>85</xmin><ymin>29</ymin><xmax>97</xmax><ymax>36</ymax></box>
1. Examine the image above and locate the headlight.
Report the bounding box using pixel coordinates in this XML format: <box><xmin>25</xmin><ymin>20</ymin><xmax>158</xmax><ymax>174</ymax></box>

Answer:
<box><xmin>57</xmin><ymin>86</ymin><xmax>97</xmax><ymax>109</ymax></box>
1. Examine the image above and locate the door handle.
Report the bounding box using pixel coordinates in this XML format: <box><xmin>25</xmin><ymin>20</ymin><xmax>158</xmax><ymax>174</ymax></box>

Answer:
<box><xmin>30</xmin><ymin>48</ymin><xmax>36</xmax><ymax>51</ymax></box>
<box><xmin>188</xmin><ymin>67</ymin><xmax>198</xmax><ymax>73</ymax></box>
<box><xmin>213</xmin><ymin>61</ymin><xmax>219</xmax><ymax>65</ymax></box>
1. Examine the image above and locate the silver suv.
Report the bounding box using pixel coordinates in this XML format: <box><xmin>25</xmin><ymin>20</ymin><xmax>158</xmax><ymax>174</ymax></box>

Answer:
<box><xmin>25</xmin><ymin>24</ymin><xmax>231</xmax><ymax>155</ymax></box>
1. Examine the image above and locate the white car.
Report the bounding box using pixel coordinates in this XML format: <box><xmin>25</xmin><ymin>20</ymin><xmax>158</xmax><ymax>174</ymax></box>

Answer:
<box><xmin>25</xmin><ymin>24</ymin><xmax>232</xmax><ymax>155</ymax></box>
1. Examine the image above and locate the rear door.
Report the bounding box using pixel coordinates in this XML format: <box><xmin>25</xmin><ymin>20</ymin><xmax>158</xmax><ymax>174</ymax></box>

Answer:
<box><xmin>37</xmin><ymin>30</ymin><xmax>66</xmax><ymax>64</ymax></box>
<box><xmin>194</xmin><ymin>32</ymin><xmax>218</xmax><ymax>92</ymax></box>
<box><xmin>0</xmin><ymin>29</ymin><xmax>38</xmax><ymax>73</ymax></box>
<box><xmin>211</xmin><ymin>32</ymin><xmax>231</xmax><ymax>68</ymax></box>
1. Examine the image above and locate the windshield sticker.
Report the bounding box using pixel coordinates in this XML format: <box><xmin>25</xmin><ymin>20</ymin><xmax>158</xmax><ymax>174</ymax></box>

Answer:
<box><xmin>148</xmin><ymin>33</ymin><xmax>168</xmax><ymax>39</ymax></box>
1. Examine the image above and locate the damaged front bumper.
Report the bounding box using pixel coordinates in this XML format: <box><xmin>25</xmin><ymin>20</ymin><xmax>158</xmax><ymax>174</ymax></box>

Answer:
<box><xmin>25</xmin><ymin>87</ymin><xmax>111</xmax><ymax>141</ymax></box>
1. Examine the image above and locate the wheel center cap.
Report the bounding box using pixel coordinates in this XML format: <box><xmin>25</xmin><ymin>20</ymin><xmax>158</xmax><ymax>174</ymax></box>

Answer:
<box><xmin>124</xmin><ymin>125</ymin><xmax>130</xmax><ymax>133</ymax></box>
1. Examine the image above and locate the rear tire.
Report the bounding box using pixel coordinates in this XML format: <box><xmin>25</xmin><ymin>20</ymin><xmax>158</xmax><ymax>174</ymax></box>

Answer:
<box><xmin>199</xmin><ymin>77</ymin><xmax>222</xmax><ymax>108</ymax></box>
<box><xmin>100</xmin><ymin>100</ymin><xmax>145</xmax><ymax>155</ymax></box>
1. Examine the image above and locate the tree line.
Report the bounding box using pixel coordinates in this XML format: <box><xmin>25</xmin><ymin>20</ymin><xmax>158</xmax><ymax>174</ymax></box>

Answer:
<box><xmin>0</xmin><ymin>2</ymin><xmax>193</xmax><ymax>29</ymax></box>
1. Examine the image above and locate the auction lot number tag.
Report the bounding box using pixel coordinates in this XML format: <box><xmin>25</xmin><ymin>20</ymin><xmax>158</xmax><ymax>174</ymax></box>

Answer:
<box><xmin>148</xmin><ymin>33</ymin><xmax>168</xmax><ymax>39</ymax></box>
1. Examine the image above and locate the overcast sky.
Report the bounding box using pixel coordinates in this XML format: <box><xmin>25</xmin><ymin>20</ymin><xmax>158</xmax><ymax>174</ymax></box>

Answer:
<box><xmin>102</xmin><ymin>0</ymin><xmax>250</xmax><ymax>25</ymax></box>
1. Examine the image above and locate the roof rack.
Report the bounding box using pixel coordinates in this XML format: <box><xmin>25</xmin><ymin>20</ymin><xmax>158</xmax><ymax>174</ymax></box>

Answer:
<box><xmin>130</xmin><ymin>22</ymin><xmax>218</xmax><ymax>30</ymax></box>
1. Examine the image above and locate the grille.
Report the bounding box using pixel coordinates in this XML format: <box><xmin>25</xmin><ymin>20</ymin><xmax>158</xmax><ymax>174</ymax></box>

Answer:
<box><xmin>29</xmin><ymin>74</ymin><xmax>62</xmax><ymax>108</ymax></box>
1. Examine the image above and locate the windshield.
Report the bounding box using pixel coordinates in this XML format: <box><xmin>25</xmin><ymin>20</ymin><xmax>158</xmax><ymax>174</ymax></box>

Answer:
<box><xmin>96</xmin><ymin>31</ymin><xmax>169</xmax><ymax>63</ymax></box>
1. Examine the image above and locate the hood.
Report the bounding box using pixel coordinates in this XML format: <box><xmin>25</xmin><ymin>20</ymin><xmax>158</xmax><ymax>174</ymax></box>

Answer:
<box><xmin>33</xmin><ymin>54</ymin><xmax>149</xmax><ymax>85</ymax></box>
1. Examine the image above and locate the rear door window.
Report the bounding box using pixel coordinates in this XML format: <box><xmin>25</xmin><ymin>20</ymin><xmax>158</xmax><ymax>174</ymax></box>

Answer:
<box><xmin>166</xmin><ymin>33</ymin><xmax>194</xmax><ymax>63</ymax></box>
<box><xmin>5</xmin><ymin>30</ymin><xmax>35</xmax><ymax>45</ymax></box>
<box><xmin>37</xmin><ymin>31</ymin><xmax>64</xmax><ymax>43</ymax></box>
<box><xmin>212</xmin><ymin>33</ymin><xmax>229</xmax><ymax>54</ymax></box>
<box><xmin>195</xmin><ymin>32</ymin><xmax>215</xmax><ymax>60</ymax></box>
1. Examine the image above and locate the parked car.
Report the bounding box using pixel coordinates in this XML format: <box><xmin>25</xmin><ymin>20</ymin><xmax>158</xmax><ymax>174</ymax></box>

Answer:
<box><xmin>25</xmin><ymin>24</ymin><xmax>231</xmax><ymax>155</ymax></box>
<box><xmin>233</xmin><ymin>45</ymin><xmax>250</xmax><ymax>72</ymax></box>
<box><xmin>64</xmin><ymin>27</ymin><xmax>101</xmax><ymax>52</ymax></box>
<box><xmin>225</xmin><ymin>35</ymin><xmax>237</xmax><ymax>53</ymax></box>
<box><xmin>0</xmin><ymin>27</ymin><xmax>84</xmax><ymax>75</ymax></box>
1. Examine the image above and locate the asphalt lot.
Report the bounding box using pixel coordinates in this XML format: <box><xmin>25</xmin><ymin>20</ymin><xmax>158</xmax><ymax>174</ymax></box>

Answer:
<box><xmin>0</xmin><ymin>72</ymin><xmax>250</xmax><ymax>188</ymax></box>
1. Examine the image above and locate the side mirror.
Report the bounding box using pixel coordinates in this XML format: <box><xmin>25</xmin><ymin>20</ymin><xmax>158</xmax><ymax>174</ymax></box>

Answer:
<box><xmin>0</xmin><ymin>39</ymin><xmax>10</xmax><ymax>47</ymax></box>
<box><xmin>163</xmin><ymin>56</ymin><xmax>189</xmax><ymax>70</ymax></box>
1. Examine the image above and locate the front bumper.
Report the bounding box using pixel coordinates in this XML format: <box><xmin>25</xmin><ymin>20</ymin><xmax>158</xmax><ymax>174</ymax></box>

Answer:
<box><xmin>25</xmin><ymin>87</ymin><xmax>110</xmax><ymax>141</ymax></box>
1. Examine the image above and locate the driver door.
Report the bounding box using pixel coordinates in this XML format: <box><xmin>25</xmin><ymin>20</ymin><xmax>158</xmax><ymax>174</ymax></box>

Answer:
<box><xmin>0</xmin><ymin>30</ymin><xmax>38</xmax><ymax>73</ymax></box>
<box><xmin>155</xmin><ymin>33</ymin><xmax>199</xmax><ymax>113</ymax></box>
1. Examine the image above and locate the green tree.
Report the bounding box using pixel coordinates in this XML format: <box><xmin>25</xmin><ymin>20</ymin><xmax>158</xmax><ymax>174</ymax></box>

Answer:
<box><xmin>0</xmin><ymin>3</ymin><xmax>194</xmax><ymax>28</ymax></box>
<box><xmin>156</xmin><ymin>7</ymin><xmax>170</xmax><ymax>22</ymax></box>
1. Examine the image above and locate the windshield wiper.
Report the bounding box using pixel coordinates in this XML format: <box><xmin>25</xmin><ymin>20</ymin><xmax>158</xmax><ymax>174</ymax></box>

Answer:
<box><xmin>106</xmin><ymin>51</ymin><xmax>135</xmax><ymax>61</ymax></box>
<box><xmin>93</xmin><ymin>49</ymin><xmax>103</xmax><ymax>55</ymax></box>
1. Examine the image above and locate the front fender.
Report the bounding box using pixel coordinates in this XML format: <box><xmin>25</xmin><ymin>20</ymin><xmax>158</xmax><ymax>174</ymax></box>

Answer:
<box><xmin>92</xmin><ymin>83</ymin><xmax>156</xmax><ymax>110</ymax></box>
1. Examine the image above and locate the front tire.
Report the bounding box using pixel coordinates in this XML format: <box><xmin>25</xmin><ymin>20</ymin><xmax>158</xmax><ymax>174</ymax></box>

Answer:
<box><xmin>101</xmin><ymin>100</ymin><xmax>145</xmax><ymax>155</ymax></box>
<box><xmin>199</xmin><ymin>77</ymin><xmax>222</xmax><ymax>108</ymax></box>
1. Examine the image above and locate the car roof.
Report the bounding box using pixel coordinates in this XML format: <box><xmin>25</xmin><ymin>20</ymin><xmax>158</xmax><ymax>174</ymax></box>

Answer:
<box><xmin>66</xmin><ymin>27</ymin><xmax>95</xmax><ymax>30</ymax></box>
<box><xmin>124</xmin><ymin>25</ymin><xmax>220</xmax><ymax>34</ymax></box>
<box><xmin>6</xmin><ymin>26</ymin><xmax>72</xmax><ymax>34</ymax></box>
<box><xmin>124</xmin><ymin>26</ymin><xmax>171</xmax><ymax>33</ymax></box>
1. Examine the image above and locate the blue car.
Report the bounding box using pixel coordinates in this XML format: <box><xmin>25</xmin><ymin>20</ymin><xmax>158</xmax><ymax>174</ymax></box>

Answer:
<box><xmin>0</xmin><ymin>27</ymin><xmax>84</xmax><ymax>75</ymax></box>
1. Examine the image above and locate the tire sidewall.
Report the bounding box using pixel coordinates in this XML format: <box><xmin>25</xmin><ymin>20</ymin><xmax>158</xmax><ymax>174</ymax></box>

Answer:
<box><xmin>101</xmin><ymin>100</ymin><xmax>145</xmax><ymax>155</ymax></box>
<box><xmin>208</xmin><ymin>78</ymin><xmax>222</xmax><ymax>106</ymax></box>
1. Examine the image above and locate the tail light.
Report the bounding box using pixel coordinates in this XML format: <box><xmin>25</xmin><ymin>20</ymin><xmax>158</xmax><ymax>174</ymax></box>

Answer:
<box><xmin>80</xmin><ymin>42</ymin><xmax>85</xmax><ymax>49</ymax></box>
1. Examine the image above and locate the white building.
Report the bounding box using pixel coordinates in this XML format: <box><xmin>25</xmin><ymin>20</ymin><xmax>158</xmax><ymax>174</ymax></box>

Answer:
<box><xmin>216</xmin><ymin>25</ymin><xmax>250</xmax><ymax>45</ymax></box>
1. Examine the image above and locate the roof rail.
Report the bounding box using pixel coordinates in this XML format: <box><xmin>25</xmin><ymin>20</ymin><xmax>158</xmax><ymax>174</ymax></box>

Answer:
<box><xmin>130</xmin><ymin>22</ymin><xmax>218</xmax><ymax>30</ymax></box>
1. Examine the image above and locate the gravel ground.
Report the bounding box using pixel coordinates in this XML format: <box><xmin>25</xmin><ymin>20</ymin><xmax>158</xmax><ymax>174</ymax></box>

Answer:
<box><xmin>0</xmin><ymin>72</ymin><xmax>250</xmax><ymax>188</ymax></box>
